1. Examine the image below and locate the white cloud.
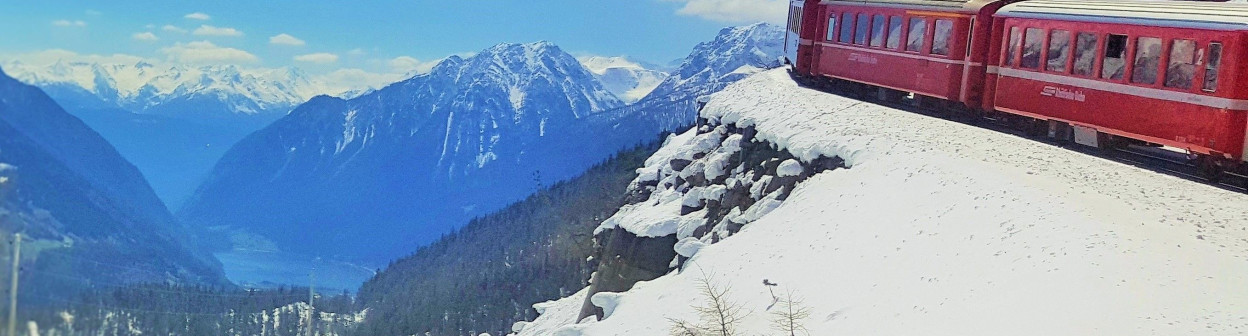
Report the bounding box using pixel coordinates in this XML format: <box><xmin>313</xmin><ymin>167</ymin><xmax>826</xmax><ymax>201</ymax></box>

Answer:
<box><xmin>388</xmin><ymin>56</ymin><xmax>439</xmax><ymax>74</ymax></box>
<box><xmin>184</xmin><ymin>12</ymin><xmax>211</xmax><ymax>20</ymax></box>
<box><xmin>317</xmin><ymin>68</ymin><xmax>405</xmax><ymax>93</ymax></box>
<box><xmin>0</xmin><ymin>49</ymin><xmax>146</xmax><ymax>68</ymax></box>
<box><xmin>193</xmin><ymin>25</ymin><xmax>242</xmax><ymax>37</ymax></box>
<box><xmin>51</xmin><ymin>20</ymin><xmax>87</xmax><ymax>27</ymax></box>
<box><xmin>294</xmin><ymin>52</ymin><xmax>339</xmax><ymax>64</ymax></box>
<box><xmin>161</xmin><ymin>40</ymin><xmax>258</xmax><ymax>64</ymax></box>
<box><xmin>161</xmin><ymin>25</ymin><xmax>186</xmax><ymax>33</ymax></box>
<box><xmin>86</xmin><ymin>9</ymin><xmax>102</xmax><ymax>16</ymax></box>
<box><xmin>666</xmin><ymin>0</ymin><xmax>786</xmax><ymax>24</ymax></box>
<box><xmin>132</xmin><ymin>32</ymin><xmax>159</xmax><ymax>42</ymax></box>
<box><xmin>269</xmin><ymin>33</ymin><xmax>306</xmax><ymax>46</ymax></box>
<box><xmin>347</xmin><ymin>48</ymin><xmax>367</xmax><ymax>56</ymax></box>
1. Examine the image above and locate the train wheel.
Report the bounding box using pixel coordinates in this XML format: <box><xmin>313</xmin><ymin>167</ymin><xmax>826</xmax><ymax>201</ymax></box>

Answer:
<box><xmin>1026</xmin><ymin>119</ymin><xmax>1048</xmax><ymax>138</ymax></box>
<box><xmin>1197</xmin><ymin>156</ymin><xmax>1225</xmax><ymax>183</ymax></box>
<box><xmin>1097</xmin><ymin>133</ymin><xmax>1123</xmax><ymax>154</ymax></box>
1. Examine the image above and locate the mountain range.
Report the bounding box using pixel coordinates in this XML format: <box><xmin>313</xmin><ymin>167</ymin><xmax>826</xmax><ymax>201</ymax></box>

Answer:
<box><xmin>0</xmin><ymin>23</ymin><xmax>785</xmax><ymax>293</ymax></box>
<box><xmin>0</xmin><ymin>67</ymin><xmax>225</xmax><ymax>296</ymax></box>
<box><xmin>179</xmin><ymin>41</ymin><xmax>628</xmax><ymax>263</ymax></box>
<box><xmin>0</xmin><ymin>61</ymin><xmax>334</xmax><ymax>208</ymax></box>
<box><xmin>177</xmin><ymin>24</ymin><xmax>784</xmax><ymax>282</ymax></box>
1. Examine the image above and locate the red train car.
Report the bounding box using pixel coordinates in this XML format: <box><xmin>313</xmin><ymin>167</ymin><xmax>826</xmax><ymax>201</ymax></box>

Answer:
<box><xmin>795</xmin><ymin>0</ymin><xmax>1010</xmax><ymax>107</ymax></box>
<box><xmin>793</xmin><ymin>0</ymin><xmax>1248</xmax><ymax>174</ymax></box>
<box><xmin>990</xmin><ymin>0</ymin><xmax>1248</xmax><ymax>168</ymax></box>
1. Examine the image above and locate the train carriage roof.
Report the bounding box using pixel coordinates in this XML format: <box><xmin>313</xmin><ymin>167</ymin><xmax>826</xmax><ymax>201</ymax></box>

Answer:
<box><xmin>822</xmin><ymin>0</ymin><xmax>1008</xmax><ymax>12</ymax></box>
<box><xmin>998</xmin><ymin>0</ymin><xmax>1248</xmax><ymax>31</ymax></box>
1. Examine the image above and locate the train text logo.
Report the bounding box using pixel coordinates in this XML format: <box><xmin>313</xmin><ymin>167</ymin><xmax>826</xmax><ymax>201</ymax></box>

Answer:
<box><xmin>1041</xmin><ymin>86</ymin><xmax>1086</xmax><ymax>102</ymax></box>
<box><xmin>849</xmin><ymin>53</ymin><xmax>879</xmax><ymax>65</ymax></box>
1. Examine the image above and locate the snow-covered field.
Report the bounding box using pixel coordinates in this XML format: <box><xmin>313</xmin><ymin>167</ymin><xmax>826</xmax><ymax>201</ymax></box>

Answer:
<box><xmin>513</xmin><ymin>69</ymin><xmax>1248</xmax><ymax>336</ymax></box>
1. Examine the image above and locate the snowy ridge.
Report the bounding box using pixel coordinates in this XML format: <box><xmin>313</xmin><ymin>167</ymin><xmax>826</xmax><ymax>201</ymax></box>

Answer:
<box><xmin>645</xmin><ymin>22</ymin><xmax>784</xmax><ymax>100</ymax></box>
<box><xmin>180</xmin><ymin>41</ymin><xmax>626</xmax><ymax>264</ymax></box>
<box><xmin>2</xmin><ymin>60</ymin><xmax>330</xmax><ymax>115</ymax></box>
<box><xmin>578</xmin><ymin>56</ymin><xmax>669</xmax><ymax>103</ymax></box>
<box><xmin>592</xmin><ymin>22</ymin><xmax>785</xmax><ymax>136</ymax></box>
<box><xmin>512</xmin><ymin>69</ymin><xmax>1248</xmax><ymax>335</ymax></box>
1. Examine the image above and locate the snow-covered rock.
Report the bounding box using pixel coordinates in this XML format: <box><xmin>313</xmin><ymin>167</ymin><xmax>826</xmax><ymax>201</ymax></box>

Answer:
<box><xmin>512</xmin><ymin>321</ymin><xmax>529</xmax><ymax>333</ymax></box>
<box><xmin>512</xmin><ymin>289</ymin><xmax>589</xmax><ymax>336</ymax></box>
<box><xmin>509</xmin><ymin>69</ymin><xmax>1248</xmax><ymax>335</ymax></box>
<box><xmin>776</xmin><ymin>159</ymin><xmax>802</xmax><ymax>177</ymax></box>
<box><xmin>673</xmin><ymin>238</ymin><xmax>707</xmax><ymax>258</ymax></box>
<box><xmin>589</xmin><ymin>292</ymin><xmax>624</xmax><ymax>319</ymax></box>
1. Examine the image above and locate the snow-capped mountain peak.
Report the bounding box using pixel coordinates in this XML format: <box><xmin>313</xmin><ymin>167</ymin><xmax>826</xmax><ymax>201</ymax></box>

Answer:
<box><xmin>2</xmin><ymin>60</ymin><xmax>324</xmax><ymax>115</ymax></box>
<box><xmin>661</xmin><ymin>22</ymin><xmax>784</xmax><ymax>93</ymax></box>
<box><xmin>180</xmin><ymin>40</ymin><xmax>630</xmax><ymax>263</ymax></box>
<box><xmin>576</xmin><ymin>55</ymin><xmax>669</xmax><ymax>104</ymax></box>
<box><xmin>579</xmin><ymin>56</ymin><xmax>648</xmax><ymax>75</ymax></box>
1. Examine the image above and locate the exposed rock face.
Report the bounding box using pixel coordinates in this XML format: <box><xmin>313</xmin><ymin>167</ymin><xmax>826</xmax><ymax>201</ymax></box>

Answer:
<box><xmin>578</xmin><ymin>114</ymin><xmax>844</xmax><ymax>321</ymax></box>
<box><xmin>577</xmin><ymin>229</ymin><xmax>678</xmax><ymax>320</ymax></box>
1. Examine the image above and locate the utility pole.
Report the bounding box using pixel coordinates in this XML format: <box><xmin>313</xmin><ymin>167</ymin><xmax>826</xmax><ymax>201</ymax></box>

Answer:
<box><xmin>306</xmin><ymin>266</ymin><xmax>314</xmax><ymax>336</ymax></box>
<box><xmin>7</xmin><ymin>233</ymin><xmax>20</xmax><ymax>336</ymax></box>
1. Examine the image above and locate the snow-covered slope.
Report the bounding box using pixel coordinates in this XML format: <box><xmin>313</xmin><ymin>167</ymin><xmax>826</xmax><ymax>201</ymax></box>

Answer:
<box><xmin>180</xmin><ymin>41</ymin><xmax>625</xmax><ymax>266</ymax></box>
<box><xmin>512</xmin><ymin>69</ymin><xmax>1248</xmax><ymax>335</ymax></box>
<box><xmin>578</xmin><ymin>56</ymin><xmax>668</xmax><ymax>104</ymax></box>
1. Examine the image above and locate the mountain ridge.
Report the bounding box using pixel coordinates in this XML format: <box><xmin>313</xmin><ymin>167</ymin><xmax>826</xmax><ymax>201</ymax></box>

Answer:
<box><xmin>179</xmin><ymin>41</ymin><xmax>625</xmax><ymax>264</ymax></box>
<box><xmin>0</xmin><ymin>66</ymin><xmax>227</xmax><ymax>294</ymax></box>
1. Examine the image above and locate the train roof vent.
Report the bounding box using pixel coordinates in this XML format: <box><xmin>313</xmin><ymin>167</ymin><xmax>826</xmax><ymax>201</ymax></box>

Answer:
<box><xmin>999</xmin><ymin>0</ymin><xmax>1248</xmax><ymax>30</ymax></box>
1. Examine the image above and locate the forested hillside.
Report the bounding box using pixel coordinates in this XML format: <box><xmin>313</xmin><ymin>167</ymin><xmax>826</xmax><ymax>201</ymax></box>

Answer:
<box><xmin>354</xmin><ymin>141</ymin><xmax>660</xmax><ymax>336</ymax></box>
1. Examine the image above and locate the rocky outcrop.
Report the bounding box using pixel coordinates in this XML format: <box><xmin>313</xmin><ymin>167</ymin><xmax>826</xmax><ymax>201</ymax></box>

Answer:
<box><xmin>577</xmin><ymin>115</ymin><xmax>844</xmax><ymax>321</ymax></box>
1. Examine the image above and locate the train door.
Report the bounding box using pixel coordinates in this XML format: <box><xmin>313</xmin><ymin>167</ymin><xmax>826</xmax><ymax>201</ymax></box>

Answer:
<box><xmin>784</xmin><ymin>0</ymin><xmax>804</xmax><ymax>67</ymax></box>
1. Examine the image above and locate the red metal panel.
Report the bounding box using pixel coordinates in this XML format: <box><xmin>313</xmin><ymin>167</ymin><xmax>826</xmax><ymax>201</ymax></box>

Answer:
<box><xmin>810</xmin><ymin>3</ymin><xmax>997</xmax><ymax>105</ymax></box>
<box><xmin>991</xmin><ymin>17</ymin><xmax>1248</xmax><ymax>159</ymax></box>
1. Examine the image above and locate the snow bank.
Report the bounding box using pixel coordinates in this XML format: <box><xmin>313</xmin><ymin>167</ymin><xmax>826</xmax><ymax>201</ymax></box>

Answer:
<box><xmin>521</xmin><ymin>69</ymin><xmax>1248</xmax><ymax>335</ymax></box>
<box><xmin>512</xmin><ymin>289</ymin><xmax>590</xmax><ymax>336</ymax></box>
<box><xmin>776</xmin><ymin>159</ymin><xmax>802</xmax><ymax>177</ymax></box>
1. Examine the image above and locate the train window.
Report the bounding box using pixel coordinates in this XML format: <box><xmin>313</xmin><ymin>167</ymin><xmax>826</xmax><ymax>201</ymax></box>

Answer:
<box><xmin>1204</xmin><ymin>42</ymin><xmax>1222</xmax><ymax>92</ymax></box>
<box><xmin>871</xmin><ymin>15</ymin><xmax>887</xmax><ymax>47</ymax></box>
<box><xmin>1073</xmin><ymin>32</ymin><xmax>1097</xmax><ymax>76</ymax></box>
<box><xmin>855</xmin><ymin>13</ymin><xmax>870</xmax><ymax>45</ymax></box>
<box><xmin>826</xmin><ymin>15</ymin><xmax>837</xmax><ymax>41</ymax></box>
<box><xmin>907</xmin><ymin>18</ymin><xmax>928</xmax><ymax>52</ymax></box>
<box><xmin>789</xmin><ymin>6</ymin><xmax>797</xmax><ymax>33</ymax></box>
<box><xmin>1164</xmin><ymin>39</ymin><xmax>1197</xmax><ymax>90</ymax></box>
<box><xmin>1101</xmin><ymin>34</ymin><xmax>1127</xmax><ymax>80</ymax></box>
<box><xmin>839</xmin><ymin>13</ymin><xmax>855</xmax><ymax>43</ymax></box>
<box><xmin>932</xmin><ymin>19</ymin><xmax>953</xmax><ymax>56</ymax></box>
<box><xmin>1020</xmin><ymin>28</ymin><xmax>1043</xmax><ymax>69</ymax></box>
<box><xmin>1046</xmin><ymin>30</ymin><xmax>1071</xmax><ymax>72</ymax></box>
<box><xmin>887</xmin><ymin>16</ymin><xmax>903</xmax><ymax>49</ymax></box>
<box><xmin>1005</xmin><ymin>27</ymin><xmax>1021</xmax><ymax>66</ymax></box>
<box><xmin>1131</xmin><ymin>37</ymin><xmax>1162</xmax><ymax>85</ymax></box>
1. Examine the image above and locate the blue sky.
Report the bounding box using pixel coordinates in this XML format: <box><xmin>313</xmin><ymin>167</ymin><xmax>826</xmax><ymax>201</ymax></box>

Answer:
<box><xmin>0</xmin><ymin>0</ymin><xmax>785</xmax><ymax>88</ymax></box>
